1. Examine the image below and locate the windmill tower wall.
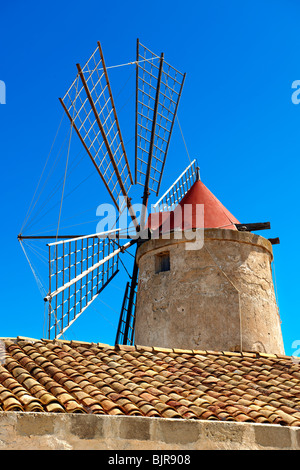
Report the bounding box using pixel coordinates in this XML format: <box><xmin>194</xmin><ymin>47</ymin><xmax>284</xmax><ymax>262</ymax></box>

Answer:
<box><xmin>135</xmin><ymin>228</ymin><xmax>284</xmax><ymax>354</ymax></box>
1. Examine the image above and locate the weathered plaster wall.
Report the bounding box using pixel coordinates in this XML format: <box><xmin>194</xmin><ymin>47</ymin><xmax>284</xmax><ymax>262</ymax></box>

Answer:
<box><xmin>135</xmin><ymin>229</ymin><xmax>284</xmax><ymax>354</ymax></box>
<box><xmin>0</xmin><ymin>412</ymin><xmax>299</xmax><ymax>450</ymax></box>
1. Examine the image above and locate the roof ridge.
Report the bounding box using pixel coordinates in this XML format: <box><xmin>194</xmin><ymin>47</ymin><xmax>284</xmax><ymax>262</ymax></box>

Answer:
<box><xmin>0</xmin><ymin>337</ymin><xmax>291</xmax><ymax>359</ymax></box>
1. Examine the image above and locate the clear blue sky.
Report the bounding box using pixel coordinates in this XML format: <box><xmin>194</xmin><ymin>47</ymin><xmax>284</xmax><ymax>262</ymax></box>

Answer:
<box><xmin>1</xmin><ymin>0</ymin><xmax>300</xmax><ymax>355</ymax></box>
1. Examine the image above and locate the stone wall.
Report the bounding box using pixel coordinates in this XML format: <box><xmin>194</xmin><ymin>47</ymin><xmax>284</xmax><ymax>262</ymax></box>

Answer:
<box><xmin>0</xmin><ymin>412</ymin><xmax>299</xmax><ymax>450</ymax></box>
<box><xmin>135</xmin><ymin>229</ymin><xmax>284</xmax><ymax>354</ymax></box>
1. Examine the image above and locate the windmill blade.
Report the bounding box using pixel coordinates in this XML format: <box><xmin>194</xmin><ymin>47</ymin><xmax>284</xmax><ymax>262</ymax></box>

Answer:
<box><xmin>152</xmin><ymin>159</ymin><xmax>199</xmax><ymax>212</ymax></box>
<box><xmin>135</xmin><ymin>40</ymin><xmax>186</xmax><ymax>201</ymax></box>
<box><xmin>44</xmin><ymin>230</ymin><xmax>136</xmax><ymax>339</ymax></box>
<box><xmin>59</xmin><ymin>42</ymin><xmax>138</xmax><ymax>230</ymax></box>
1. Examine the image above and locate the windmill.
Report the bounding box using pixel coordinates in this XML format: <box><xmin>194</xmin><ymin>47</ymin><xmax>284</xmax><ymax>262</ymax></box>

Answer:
<box><xmin>18</xmin><ymin>39</ymin><xmax>198</xmax><ymax>344</ymax></box>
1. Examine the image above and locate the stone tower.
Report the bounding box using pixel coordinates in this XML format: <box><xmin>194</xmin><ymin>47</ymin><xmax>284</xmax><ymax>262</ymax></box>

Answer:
<box><xmin>134</xmin><ymin>178</ymin><xmax>285</xmax><ymax>355</ymax></box>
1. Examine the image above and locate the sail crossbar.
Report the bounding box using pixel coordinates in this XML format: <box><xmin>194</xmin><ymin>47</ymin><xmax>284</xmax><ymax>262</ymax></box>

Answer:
<box><xmin>47</xmin><ymin>228</ymin><xmax>121</xmax><ymax>246</ymax></box>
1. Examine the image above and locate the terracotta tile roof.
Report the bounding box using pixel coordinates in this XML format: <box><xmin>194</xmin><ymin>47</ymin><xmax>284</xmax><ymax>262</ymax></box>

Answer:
<box><xmin>1</xmin><ymin>337</ymin><xmax>300</xmax><ymax>426</ymax></box>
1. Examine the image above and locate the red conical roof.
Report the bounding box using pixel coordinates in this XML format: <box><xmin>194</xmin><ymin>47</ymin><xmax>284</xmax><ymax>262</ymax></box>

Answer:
<box><xmin>149</xmin><ymin>179</ymin><xmax>240</xmax><ymax>234</ymax></box>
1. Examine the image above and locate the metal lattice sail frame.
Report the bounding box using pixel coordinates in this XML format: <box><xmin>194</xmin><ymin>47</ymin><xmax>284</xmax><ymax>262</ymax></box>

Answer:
<box><xmin>59</xmin><ymin>42</ymin><xmax>138</xmax><ymax>227</ymax></box>
<box><xmin>45</xmin><ymin>231</ymin><xmax>136</xmax><ymax>339</ymax></box>
<box><xmin>152</xmin><ymin>159</ymin><xmax>198</xmax><ymax>212</ymax></box>
<box><xmin>135</xmin><ymin>41</ymin><xmax>186</xmax><ymax>197</ymax></box>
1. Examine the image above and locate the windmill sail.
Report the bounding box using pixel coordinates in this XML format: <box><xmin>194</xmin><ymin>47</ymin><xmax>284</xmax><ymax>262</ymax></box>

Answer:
<box><xmin>152</xmin><ymin>159</ymin><xmax>198</xmax><ymax>212</ymax></box>
<box><xmin>45</xmin><ymin>231</ymin><xmax>136</xmax><ymax>339</ymax></box>
<box><xmin>59</xmin><ymin>42</ymin><xmax>138</xmax><ymax>230</ymax></box>
<box><xmin>135</xmin><ymin>40</ymin><xmax>186</xmax><ymax>197</ymax></box>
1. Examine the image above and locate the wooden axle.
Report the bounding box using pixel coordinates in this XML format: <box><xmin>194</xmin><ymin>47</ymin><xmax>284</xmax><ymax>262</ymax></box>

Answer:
<box><xmin>236</xmin><ymin>222</ymin><xmax>271</xmax><ymax>232</ymax></box>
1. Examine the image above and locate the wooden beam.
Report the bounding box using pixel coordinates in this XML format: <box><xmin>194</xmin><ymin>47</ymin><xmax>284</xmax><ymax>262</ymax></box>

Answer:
<box><xmin>236</xmin><ymin>222</ymin><xmax>271</xmax><ymax>232</ymax></box>
<box><xmin>18</xmin><ymin>234</ymin><xmax>85</xmax><ymax>240</ymax></box>
<box><xmin>268</xmin><ymin>237</ymin><xmax>280</xmax><ymax>245</ymax></box>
